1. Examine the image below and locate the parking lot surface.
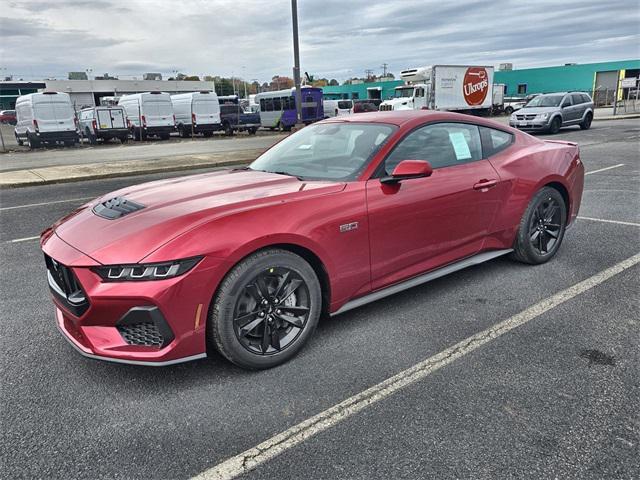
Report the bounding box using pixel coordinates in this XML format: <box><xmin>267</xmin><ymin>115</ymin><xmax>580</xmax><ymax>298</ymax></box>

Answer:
<box><xmin>1</xmin><ymin>119</ymin><xmax>638</xmax><ymax>479</ymax></box>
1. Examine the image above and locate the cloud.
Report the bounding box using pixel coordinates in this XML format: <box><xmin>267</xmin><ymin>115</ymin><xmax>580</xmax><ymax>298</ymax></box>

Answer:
<box><xmin>1</xmin><ymin>0</ymin><xmax>638</xmax><ymax>82</ymax></box>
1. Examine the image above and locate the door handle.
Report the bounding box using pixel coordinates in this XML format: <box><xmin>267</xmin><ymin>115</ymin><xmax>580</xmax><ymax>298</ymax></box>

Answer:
<box><xmin>473</xmin><ymin>179</ymin><xmax>498</xmax><ymax>190</ymax></box>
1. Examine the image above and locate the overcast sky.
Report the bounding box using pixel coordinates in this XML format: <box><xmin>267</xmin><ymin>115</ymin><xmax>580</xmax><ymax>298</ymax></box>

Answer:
<box><xmin>1</xmin><ymin>0</ymin><xmax>639</xmax><ymax>82</ymax></box>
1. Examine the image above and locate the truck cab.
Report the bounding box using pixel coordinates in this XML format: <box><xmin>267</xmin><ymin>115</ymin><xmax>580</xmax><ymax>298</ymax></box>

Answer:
<box><xmin>380</xmin><ymin>84</ymin><xmax>431</xmax><ymax>111</ymax></box>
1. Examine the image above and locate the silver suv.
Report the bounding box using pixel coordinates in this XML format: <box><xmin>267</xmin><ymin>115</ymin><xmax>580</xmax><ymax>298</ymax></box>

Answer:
<box><xmin>509</xmin><ymin>92</ymin><xmax>594</xmax><ymax>134</ymax></box>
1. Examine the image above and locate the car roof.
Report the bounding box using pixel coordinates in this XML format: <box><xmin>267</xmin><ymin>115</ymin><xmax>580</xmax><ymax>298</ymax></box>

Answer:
<box><xmin>320</xmin><ymin>110</ymin><xmax>513</xmax><ymax>130</ymax></box>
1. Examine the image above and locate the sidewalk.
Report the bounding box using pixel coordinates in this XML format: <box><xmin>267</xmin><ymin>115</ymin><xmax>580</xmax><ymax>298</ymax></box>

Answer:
<box><xmin>0</xmin><ymin>149</ymin><xmax>261</xmax><ymax>189</ymax></box>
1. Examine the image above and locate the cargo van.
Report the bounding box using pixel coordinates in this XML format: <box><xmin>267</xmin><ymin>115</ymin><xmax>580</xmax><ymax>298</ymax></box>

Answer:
<box><xmin>14</xmin><ymin>92</ymin><xmax>79</xmax><ymax>148</ymax></box>
<box><xmin>78</xmin><ymin>106</ymin><xmax>129</xmax><ymax>144</ymax></box>
<box><xmin>323</xmin><ymin>99</ymin><xmax>353</xmax><ymax>117</ymax></box>
<box><xmin>118</xmin><ymin>92</ymin><xmax>175</xmax><ymax>140</ymax></box>
<box><xmin>170</xmin><ymin>91</ymin><xmax>221</xmax><ymax>138</ymax></box>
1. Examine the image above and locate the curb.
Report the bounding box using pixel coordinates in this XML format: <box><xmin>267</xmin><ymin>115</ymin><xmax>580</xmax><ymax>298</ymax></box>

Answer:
<box><xmin>593</xmin><ymin>114</ymin><xmax>640</xmax><ymax>121</ymax></box>
<box><xmin>0</xmin><ymin>150</ymin><xmax>262</xmax><ymax>189</ymax></box>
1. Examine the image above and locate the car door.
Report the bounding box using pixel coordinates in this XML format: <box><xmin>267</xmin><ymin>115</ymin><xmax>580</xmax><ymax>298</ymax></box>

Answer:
<box><xmin>571</xmin><ymin>93</ymin><xmax>586</xmax><ymax>122</ymax></box>
<box><xmin>560</xmin><ymin>95</ymin><xmax>576</xmax><ymax>123</ymax></box>
<box><xmin>366</xmin><ymin>122</ymin><xmax>504</xmax><ymax>290</ymax></box>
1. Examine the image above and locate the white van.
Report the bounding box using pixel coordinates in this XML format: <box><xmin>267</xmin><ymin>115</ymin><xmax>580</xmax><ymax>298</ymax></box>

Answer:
<box><xmin>118</xmin><ymin>92</ymin><xmax>175</xmax><ymax>140</ymax></box>
<box><xmin>78</xmin><ymin>106</ymin><xmax>129</xmax><ymax>144</ymax></box>
<box><xmin>14</xmin><ymin>92</ymin><xmax>79</xmax><ymax>148</ymax></box>
<box><xmin>170</xmin><ymin>91</ymin><xmax>221</xmax><ymax>138</ymax></box>
<box><xmin>323</xmin><ymin>99</ymin><xmax>353</xmax><ymax>118</ymax></box>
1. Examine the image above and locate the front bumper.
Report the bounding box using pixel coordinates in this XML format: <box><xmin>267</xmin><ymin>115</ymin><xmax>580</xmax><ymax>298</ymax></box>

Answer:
<box><xmin>42</xmin><ymin>232</ymin><xmax>229</xmax><ymax>365</ymax></box>
<box><xmin>509</xmin><ymin>119</ymin><xmax>551</xmax><ymax>131</ymax></box>
<box><xmin>32</xmin><ymin>131</ymin><xmax>79</xmax><ymax>142</ymax></box>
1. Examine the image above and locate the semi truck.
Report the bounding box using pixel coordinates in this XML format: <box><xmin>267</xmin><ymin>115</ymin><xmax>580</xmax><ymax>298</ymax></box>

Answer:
<box><xmin>380</xmin><ymin>65</ymin><xmax>495</xmax><ymax>114</ymax></box>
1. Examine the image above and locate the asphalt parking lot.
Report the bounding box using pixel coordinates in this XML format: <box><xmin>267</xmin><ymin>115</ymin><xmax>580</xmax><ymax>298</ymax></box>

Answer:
<box><xmin>1</xmin><ymin>118</ymin><xmax>639</xmax><ymax>479</ymax></box>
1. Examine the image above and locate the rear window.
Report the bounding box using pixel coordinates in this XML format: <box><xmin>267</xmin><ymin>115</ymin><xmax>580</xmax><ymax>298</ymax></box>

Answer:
<box><xmin>193</xmin><ymin>100</ymin><xmax>218</xmax><ymax>114</ymax></box>
<box><xmin>337</xmin><ymin>101</ymin><xmax>352</xmax><ymax>110</ymax></box>
<box><xmin>145</xmin><ymin>101</ymin><xmax>172</xmax><ymax>116</ymax></box>
<box><xmin>34</xmin><ymin>104</ymin><xmax>56</xmax><ymax>120</ymax></box>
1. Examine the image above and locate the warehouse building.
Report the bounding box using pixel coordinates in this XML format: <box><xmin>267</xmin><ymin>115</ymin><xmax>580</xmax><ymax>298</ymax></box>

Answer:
<box><xmin>322</xmin><ymin>59</ymin><xmax>640</xmax><ymax>105</ymax></box>
<box><xmin>0</xmin><ymin>79</ymin><xmax>215</xmax><ymax>110</ymax></box>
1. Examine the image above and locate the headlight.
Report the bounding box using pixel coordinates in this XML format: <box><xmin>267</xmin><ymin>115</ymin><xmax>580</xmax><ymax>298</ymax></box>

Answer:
<box><xmin>94</xmin><ymin>257</ymin><xmax>202</xmax><ymax>281</ymax></box>
<box><xmin>538</xmin><ymin>113</ymin><xmax>549</xmax><ymax>120</ymax></box>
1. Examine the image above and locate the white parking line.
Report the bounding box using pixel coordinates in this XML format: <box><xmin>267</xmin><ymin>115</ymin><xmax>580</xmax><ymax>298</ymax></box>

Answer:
<box><xmin>192</xmin><ymin>252</ymin><xmax>640</xmax><ymax>480</ymax></box>
<box><xmin>585</xmin><ymin>164</ymin><xmax>625</xmax><ymax>175</ymax></box>
<box><xmin>578</xmin><ymin>216</ymin><xmax>640</xmax><ymax>227</ymax></box>
<box><xmin>0</xmin><ymin>197</ymin><xmax>93</xmax><ymax>211</ymax></box>
<box><xmin>8</xmin><ymin>236</ymin><xmax>40</xmax><ymax>243</ymax></box>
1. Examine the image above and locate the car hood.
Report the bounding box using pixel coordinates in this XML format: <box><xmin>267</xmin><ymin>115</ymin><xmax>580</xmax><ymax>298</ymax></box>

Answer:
<box><xmin>53</xmin><ymin>169</ymin><xmax>345</xmax><ymax>265</ymax></box>
<box><xmin>517</xmin><ymin>106</ymin><xmax>559</xmax><ymax>115</ymax></box>
<box><xmin>380</xmin><ymin>98</ymin><xmax>413</xmax><ymax>110</ymax></box>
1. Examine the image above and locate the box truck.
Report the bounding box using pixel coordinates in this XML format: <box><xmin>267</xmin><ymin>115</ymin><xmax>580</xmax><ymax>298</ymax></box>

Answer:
<box><xmin>379</xmin><ymin>65</ymin><xmax>495</xmax><ymax>114</ymax></box>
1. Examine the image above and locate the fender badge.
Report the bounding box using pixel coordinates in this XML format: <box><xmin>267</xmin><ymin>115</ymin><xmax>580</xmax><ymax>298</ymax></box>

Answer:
<box><xmin>340</xmin><ymin>222</ymin><xmax>359</xmax><ymax>233</ymax></box>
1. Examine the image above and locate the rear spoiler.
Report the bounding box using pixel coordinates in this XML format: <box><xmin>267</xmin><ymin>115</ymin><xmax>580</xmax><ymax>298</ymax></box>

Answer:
<box><xmin>544</xmin><ymin>139</ymin><xmax>578</xmax><ymax>147</ymax></box>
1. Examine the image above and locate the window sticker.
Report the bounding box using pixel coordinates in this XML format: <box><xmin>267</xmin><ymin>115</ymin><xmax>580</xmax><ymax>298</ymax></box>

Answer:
<box><xmin>449</xmin><ymin>131</ymin><xmax>472</xmax><ymax>160</ymax></box>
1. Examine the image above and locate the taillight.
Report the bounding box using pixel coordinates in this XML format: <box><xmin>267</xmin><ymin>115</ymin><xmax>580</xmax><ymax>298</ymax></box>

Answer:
<box><xmin>92</xmin><ymin>120</ymin><xmax>97</xmax><ymax>130</ymax></box>
<box><xmin>33</xmin><ymin>119</ymin><xmax>39</xmax><ymax>132</ymax></box>
<box><xmin>141</xmin><ymin>115</ymin><xmax>146</xmax><ymax>127</ymax></box>
<box><xmin>192</xmin><ymin>112</ymin><xmax>196</xmax><ymax>124</ymax></box>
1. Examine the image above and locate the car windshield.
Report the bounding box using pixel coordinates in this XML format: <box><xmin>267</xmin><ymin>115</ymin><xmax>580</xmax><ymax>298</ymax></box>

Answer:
<box><xmin>249</xmin><ymin>122</ymin><xmax>396</xmax><ymax>181</ymax></box>
<box><xmin>524</xmin><ymin>95</ymin><xmax>563</xmax><ymax>108</ymax></box>
<box><xmin>394</xmin><ymin>88</ymin><xmax>414</xmax><ymax>98</ymax></box>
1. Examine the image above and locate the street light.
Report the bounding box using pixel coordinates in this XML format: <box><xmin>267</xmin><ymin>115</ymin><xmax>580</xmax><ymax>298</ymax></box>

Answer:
<box><xmin>291</xmin><ymin>0</ymin><xmax>303</xmax><ymax>128</ymax></box>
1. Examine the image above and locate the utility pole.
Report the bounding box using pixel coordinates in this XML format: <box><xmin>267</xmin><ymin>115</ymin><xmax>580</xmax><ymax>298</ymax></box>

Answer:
<box><xmin>365</xmin><ymin>69</ymin><xmax>374</xmax><ymax>81</ymax></box>
<box><xmin>291</xmin><ymin>0</ymin><xmax>303</xmax><ymax>127</ymax></box>
<box><xmin>381</xmin><ymin>63</ymin><xmax>388</xmax><ymax>77</ymax></box>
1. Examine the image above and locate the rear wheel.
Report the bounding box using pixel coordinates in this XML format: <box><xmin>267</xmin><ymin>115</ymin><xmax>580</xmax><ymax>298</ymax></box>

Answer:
<box><xmin>86</xmin><ymin>128</ymin><xmax>97</xmax><ymax>145</ymax></box>
<box><xmin>548</xmin><ymin>116</ymin><xmax>562</xmax><ymax>134</ymax></box>
<box><xmin>178</xmin><ymin>125</ymin><xmax>189</xmax><ymax>138</ymax></box>
<box><xmin>248</xmin><ymin>127</ymin><xmax>257</xmax><ymax>135</ymax></box>
<box><xmin>15</xmin><ymin>134</ymin><xmax>23</xmax><ymax>146</ymax></box>
<box><xmin>160</xmin><ymin>133</ymin><xmax>170</xmax><ymax>140</ymax></box>
<box><xmin>209</xmin><ymin>248</ymin><xmax>322</xmax><ymax>369</ymax></box>
<box><xmin>120</xmin><ymin>135</ymin><xmax>128</xmax><ymax>144</ymax></box>
<box><xmin>224</xmin><ymin>122</ymin><xmax>234</xmax><ymax>136</ymax></box>
<box><xmin>28</xmin><ymin>134</ymin><xmax>40</xmax><ymax>149</ymax></box>
<box><xmin>505</xmin><ymin>106</ymin><xmax>514</xmax><ymax>115</ymax></box>
<box><xmin>511</xmin><ymin>187</ymin><xmax>567</xmax><ymax>265</ymax></box>
<box><xmin>203</xmin><ymin>131</ymin><xmax>213</xmax><ymax>138</ymax></box>
<box><xmin>580</xmin><ymin>112</ymin><xmax>593</xmax><ymax>130</ymax></box>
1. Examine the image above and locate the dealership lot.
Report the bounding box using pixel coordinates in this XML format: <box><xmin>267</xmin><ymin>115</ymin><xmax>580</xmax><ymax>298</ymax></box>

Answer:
<box><xmin>1</xmin><ymin>119</ymin><xmax>638</xmax><ymax>479</ymax></box>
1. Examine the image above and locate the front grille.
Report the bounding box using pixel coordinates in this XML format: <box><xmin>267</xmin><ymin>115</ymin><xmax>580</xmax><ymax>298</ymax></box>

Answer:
<box><xmin>117</xmin><ymin>322</ymin><xmax>165</xmax><ymax>347</ymax></box>
<box><xmin>93</xmin><ymin>196</ymin><xmax>145</xmax><ymax>220</ymax></box>
<box><xmin>516</xmin><ymin>114</ymin><xmax>537</xmax><ymax>120</ymax></box>
<box><xmin>45</xmin><ymin>254</ymin><xmax>89</xmax><ymax>316</ymax></box>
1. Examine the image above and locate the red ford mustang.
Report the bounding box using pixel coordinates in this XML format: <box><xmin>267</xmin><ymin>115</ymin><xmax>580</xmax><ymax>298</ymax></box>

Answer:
<box><xmin>41</xmin><ymin>111</ymin><xmax>584</xmax><ymax>369</ymax></box>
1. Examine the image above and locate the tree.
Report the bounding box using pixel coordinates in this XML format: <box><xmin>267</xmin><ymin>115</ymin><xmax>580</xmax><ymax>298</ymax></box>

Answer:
<box><xmin>329</xmin><ymin>79</ymin><xmax>339</xmax><ymax>86</ymax></box>
<box><xmin>184</xmin><ymin>75</ymin><xmax>201</xmax><ymax>81</ymax></box>
<box><xmin>204</xmin><ymin>75</ymin><xmax>215</xmax><ymax>82</ymax></box>
<box><xmin>270</xmin><ymin>75</ymin><xmax>293</xmax><ymax>90</ymax></box>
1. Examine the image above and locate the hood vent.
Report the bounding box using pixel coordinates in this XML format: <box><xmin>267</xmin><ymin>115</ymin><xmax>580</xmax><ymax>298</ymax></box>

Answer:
<box><xmin>93</xmin><ymin>196</ymin><xmax>145</xmax><ymax>219</ymax></box>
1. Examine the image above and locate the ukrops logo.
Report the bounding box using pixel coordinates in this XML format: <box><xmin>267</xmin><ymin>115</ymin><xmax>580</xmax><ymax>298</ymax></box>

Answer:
<box><xmin>463</xmin><ymin>67</ymin><xmax>489</xmax><ymax>106</ymax></box>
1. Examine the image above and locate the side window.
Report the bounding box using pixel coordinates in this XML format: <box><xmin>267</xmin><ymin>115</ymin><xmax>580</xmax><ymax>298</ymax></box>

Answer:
<box><xmin>273</xmin><ymin>97</ymin><xmax>281</xmax><ymax>110</ymax></box>
<box><xmin>480</xmin><ymin>127</ymin><xmax>513</xmax><ymax>157</ymax></box>
<box><xmin>571</xmin><ymin>93</ymin><xmax>583</xmax><ymax>105</ymax></box>
<box><xmin>415</xmin><ymin>87</ymin><xmax>424</xmax><ymax>97</ymax></box>
<box><xmin>352</xmin><ymin>92</ymin><xmax>359</xmax><ymax>100</ymax></box>
<box><xmin>581</xmin><ymin>94</ymin><xmax>591</xmax><ymax>104</ymax></box>
<box><xmin>517</xmin><ymin>84</ymin><xmax>527</xmax><ymax>94</ymax></box>
<box><xmin>265</xmin><ymin>98</ymin><xmax>273</xmax><ymax>112</ymax></box>
<box><xmin>384</xmin><ymin>123</ymin><xmax>482</xmax><ymax>174</ymax></box>
<box><xmin>561</xmin><ymin>96</ymin><xmax>572</xmax><ymax>108</ymax></box>
<box><xmin>259</xmin><ymin>98</ymin><xmax>265</xmax><ymax>111</ymax></box>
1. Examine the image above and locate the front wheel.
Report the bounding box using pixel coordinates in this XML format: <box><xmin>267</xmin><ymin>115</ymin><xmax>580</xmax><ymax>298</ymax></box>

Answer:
<box><xmin>15</xmin><ymin>134</ymin><xmax>23</xmax><ymax>146</ymax></box>
<box><xmin>548</xmin><ymin>116</ymin><xmax>562</xmax><ymax>134</ymax></box>
<box><xmin>511</xmin><ymin>187</ymin><xmax>567</xmax><ymax>265</ymax></box>
<box><xmin>209</xmin><ymin>248</ymin><xmax>322</xmax><ymax>369</ymax></box>
<box><xmin>505</xmin><ymin>106</ymin><xmax>514</xmax><ymax>115</ymax></box>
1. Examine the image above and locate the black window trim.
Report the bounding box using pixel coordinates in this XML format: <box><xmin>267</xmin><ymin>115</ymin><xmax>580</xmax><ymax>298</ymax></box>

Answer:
<box><xmin>479</xmin><ymin>125</ymin><xmax>515</xmax><ymax>158</ymax></box>
<box><xmin>370</xmin><ymin>120</ymin><xmax>497</xmax><ymax>179</ymax></box>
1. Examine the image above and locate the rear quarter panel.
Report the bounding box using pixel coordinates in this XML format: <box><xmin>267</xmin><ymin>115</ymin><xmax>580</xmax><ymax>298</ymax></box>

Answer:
<box><xmin>486</xmin><ymin>133</ymin><xmax>583</xmax><ymax>248</ymax></box>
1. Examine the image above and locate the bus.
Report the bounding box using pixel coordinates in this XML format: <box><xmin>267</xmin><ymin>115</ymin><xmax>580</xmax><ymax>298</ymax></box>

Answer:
<box><xmin>255</xmin><ymin>87</ymin><xmax>323</xmax><ymax>130</ymax></box>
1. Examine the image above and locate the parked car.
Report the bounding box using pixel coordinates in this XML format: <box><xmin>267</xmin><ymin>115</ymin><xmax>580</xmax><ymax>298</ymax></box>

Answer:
<box><xmin>323</xmin><ymin>99</ymin><xmax>353</xmax><ymax>117</ymax></box>
<box><xmin>78</xmin><ymin>106</ymin><xmax>129</xmax><ymax>144</ymax></box>
<box><xmin>353</xmin><ymin>100</ymin><xmax>379</xmax><ymax>113</ymax></box>
<box><xmin>220</xmin><ymin>103</ymin><xmax>261</xmax><ymax>135</ymax></box>
<box><xmin>171</xmin><ymin>91</ymin><xmax>221</xmax><ymax>138</ymax></box>
<box><xmin>0</xmin><ymin>109</ymin><xmax>17</xmax><ymax>125</ymax></box>
<box><xmin>41</xmin><ymin>110</ymin><xmax>584</xmax><ymax>369</ymax></box>
<box><xmin>14</xmin><ymin>92</ymin><xmax>79</xmax><ymax>148</ymax></box>
<box><xmin>509</xmin><ymin>92</ymin><xmax>594</xmax><ymax>134</ymax></box>
<box><xmin>118</xmin><ymin>92</ymin><xmax>175</xmax><ymax>140</ymax></box>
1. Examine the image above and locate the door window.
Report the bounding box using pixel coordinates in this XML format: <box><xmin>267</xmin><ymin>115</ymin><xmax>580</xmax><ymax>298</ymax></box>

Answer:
<box><xmin>560</xmin><ymin>96</ymin><xmax>572</xmax><ymax>108</ymax></box>
<box><xmin>384</xmin><ymin>123</ymin><xmax>482</xmax><ymax>174</ymax></box>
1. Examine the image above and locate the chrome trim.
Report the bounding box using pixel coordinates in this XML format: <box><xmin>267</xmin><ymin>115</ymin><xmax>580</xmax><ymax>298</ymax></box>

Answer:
<box><xmin>47</xmin><ymin>270</ymin><xmax>67</xmax><ymax>298</ymax></box>
<box><xmin>332</xmin><ymin>249</ymin><xmax>513</xmax><ymax>316</ymax></box>
<box><xmin>56</xmin><ymin>321</ymin><xmax>207</xmax><ymax>366</ymax></box>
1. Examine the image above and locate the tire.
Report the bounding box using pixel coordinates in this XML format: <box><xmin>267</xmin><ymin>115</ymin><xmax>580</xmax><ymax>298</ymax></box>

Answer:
<box><xmin>86</xmin><ymin>129</ymin><xmax>97</xmax><ymax>145</ymax></box>
<box><xmin>178</xmin><ymin>125</ymin><xmax>189</xmax><ymax>138</ymax></box>
<box><xmin>64</xmin><ymin>141</ymin><xmax>75</xmax><ymax>147</ymax></box>
<box><xmin>511</xmin><ymin>187</ymin><xmax>567</xmax><ymax>265</ymax></box>
<box><xmin>208</xmin><ymin>248</ymin><xmax>322</xmax><ymax>369</ymax></box>
<box><xmin>28</xmin><ymin>135</ymin><xmax>40</xmax><ymax>149</ymax></box>
<box><xmin>505</xmin><ymin>106</ymin><xmax>514</xmax><ymax>115</ymax></box>
<box><xmin>248</xmin><ymin>127</ymin><xmax>257</xmax><ymax>135</ymax></box>
<box><xmin>223</xmin><ymin>122</ymin><xmax>234</xmax><ymax>136</ymax></box>
<box><xmin>120</xmin><ymin>136</ymin><xmax>128</xmax><ymax>144</ymax></box>
<box><xmin>15</xmin><ymin>134</ymin><xmax>23</xmax><ymax>146</ymax></box>
<box><xmin>160</xmin><ymin>133</ymin><xmax>170</xmax><ymax>140</ymax></box>
<box><xmin>203</xmin><ymin>131</ymin><xmax>213</xmax><ymax>138</ymax></box>
<box><xmin>580</xmin><ymin>112</ymin><xmax>593</xmax><ymax>130</ymax></box>
<box><xmin>548</xmin><ymin>116</ymin><xmax>562</xmax><ymax>134</ymax></box>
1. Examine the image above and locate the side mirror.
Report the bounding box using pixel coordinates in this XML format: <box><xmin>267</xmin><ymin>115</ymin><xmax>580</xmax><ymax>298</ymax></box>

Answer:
<box><xmin>561</xmin><ymin>103</ymin><xmax>570</xmax><ymax>109</ymax></box>
<box><xmin>381</xmin><ymin>160</ymin><xmax>433</xmax><ymax>184</ymax></box>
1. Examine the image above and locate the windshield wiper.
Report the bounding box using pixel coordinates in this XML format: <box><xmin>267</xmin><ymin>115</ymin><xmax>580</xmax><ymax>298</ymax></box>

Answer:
<box><xmin>269</xmin><ymin>170</ymin><xmax>305</xmax><ymax>181</ymax></box>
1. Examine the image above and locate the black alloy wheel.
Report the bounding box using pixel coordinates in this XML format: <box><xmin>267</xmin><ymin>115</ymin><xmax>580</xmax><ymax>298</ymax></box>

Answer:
<box><xmin>209</xmin><ymin>248</ymin><xmax>321</xmax><ymax>369</ymax></box>
<box><xmin>512</xmin><ymin>186</ymin><xmax>567</xmax><ymax>264</ymax></box>
<box><xmin>233</xmin><ymin>267</ymin><xmax>310</xmax><ymax>355</ymax></box>
<box><xmin>528</xmin><ymin>196</ymin><xmax>562</xmax><ymax>255</ymax></box>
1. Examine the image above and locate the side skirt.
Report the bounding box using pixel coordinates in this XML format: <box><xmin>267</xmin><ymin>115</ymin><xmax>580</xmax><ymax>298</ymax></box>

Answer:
<box><xmin>332</xmin><ymin>249</ymin><xmax>513</xmax><ymax>316</ymax></box>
